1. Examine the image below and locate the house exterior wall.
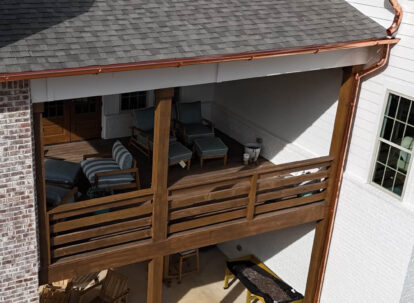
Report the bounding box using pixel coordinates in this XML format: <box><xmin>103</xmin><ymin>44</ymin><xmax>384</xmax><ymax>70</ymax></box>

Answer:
<box><xmin>322</xmin><ymin>1</ymin><xmax>414</xmax><ymax>302</ymax></box>
<box><xmin>102</xmin><ymin>85</ymin><xmax>214</xmax><ymax>139</ymax></box>
<box><xmin>215</xmin><ymin>68</ymin><xmax>343</xmax><ymax>294</ymax></box>
<box><xmin>0</xmin><ymin>81</ymin><xmax>39</xmax><ymax>302</ymax></box>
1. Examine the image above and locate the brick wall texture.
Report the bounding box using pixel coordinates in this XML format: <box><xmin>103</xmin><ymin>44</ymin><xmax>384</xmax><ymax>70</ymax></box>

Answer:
<box><xmin>0</xmin><ymin>80</ymin><xmax>39</xmax><ymax>302</ymax></box>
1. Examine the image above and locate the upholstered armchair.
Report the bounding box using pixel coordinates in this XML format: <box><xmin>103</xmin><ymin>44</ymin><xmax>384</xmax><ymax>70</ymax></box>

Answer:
<box><xmin>81</xmin><ymin>141</ymin><xmax>140</xmax><ymax>190</ymax></box>
<box><xmin>175</xmin><ymin>101</ymin><xmax>214</xmax><ymax>145</ymax></box>
<box><xmin>129</xmin><ymin>107</ymin><xmax>177</xmax><ymax>158</ymax></box>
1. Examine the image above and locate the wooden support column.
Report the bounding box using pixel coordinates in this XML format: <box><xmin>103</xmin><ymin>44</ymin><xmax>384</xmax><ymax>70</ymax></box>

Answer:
<box><xmin>304</xmin><ymin>66</ymin><xmax>360</xmax><ymax>303</ymax></box>
<box><xmin>147</xmin><ymin>88</ymin><xmax>173</xmax><ymax>303</ymax></box>
<box><xmin>33</xmin><ymin>103</ymin><xmax>50</xmax><ymax>284</ymax></box>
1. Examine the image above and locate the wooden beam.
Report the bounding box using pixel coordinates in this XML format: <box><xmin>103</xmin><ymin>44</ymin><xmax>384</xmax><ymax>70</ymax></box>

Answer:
<box><xmin>148</xmin><ymin>88</ymin><xmax>173</xmax><ymax>303</ymax></box>
<box><xmin>147</xmin><ymin>257</ymin><xmax>164</xmax><ymax>303</ymax></box>
<box><xmin>304</xmin><ymin>66</ymin><xmax>361</xmax><ymax>303</ymax></box>
<box><xmin>47</xmin><ymin>202</ymin><xmax>325</xmax><ymax>282</ymax></box>
<box><xmin>151</xmin><ymin>88</ymin><xmax>173</xmax><ymax>241</ymax></box>
<box><xmin>32</xmin><ymin>102</ymin><xmax>50</xmax><ymax>284</ymax></box>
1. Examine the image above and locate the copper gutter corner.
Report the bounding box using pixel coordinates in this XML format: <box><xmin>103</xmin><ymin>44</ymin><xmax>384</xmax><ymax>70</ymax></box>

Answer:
<box><xmin>387</xmin><ymin>0</ymin><xmax>403</xmax><ymax>36</ymax></box>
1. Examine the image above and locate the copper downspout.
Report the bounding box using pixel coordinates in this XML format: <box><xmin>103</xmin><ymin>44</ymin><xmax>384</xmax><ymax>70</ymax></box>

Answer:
<box><xmin>0</xmin><ymin>38</ymin><xmax>398</xmax><ymax>82</ymax></box>
<box><xmin>313</xmin><ymin>25</ymin><xmax>396</xmax><ymax>303</ymax></box>
<box><xmin>387</xmin><ymin>0</ymin><xmax>403</xmax><ymax>36</ymax></box>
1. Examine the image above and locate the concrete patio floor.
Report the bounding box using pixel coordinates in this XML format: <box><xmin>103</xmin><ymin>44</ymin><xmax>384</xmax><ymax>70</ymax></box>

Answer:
<box><xmin>117</xmin><ymin>246</ymin><xmax>247</xmax><ymax>303</ymax></box>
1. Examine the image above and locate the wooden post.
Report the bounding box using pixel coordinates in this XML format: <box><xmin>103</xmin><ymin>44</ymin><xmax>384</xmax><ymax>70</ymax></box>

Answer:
<box><xmin>246</xmin><ymin>174</ymin><xmax>258</xmax><ymax>220</ymax></box>
<box><xmin>33</xmin><ymin>103</ymin><xmax>50</xmax><ymax>284</ymax></box>
<box><xmin>147</xmin><ymin>88</ymin><xmax>173</xmax><ymax>303</ymax></box>
<box><xmin>304</xmin><ymin>66</ymin><xmax>361</xmax><ymax>303</ymax></box>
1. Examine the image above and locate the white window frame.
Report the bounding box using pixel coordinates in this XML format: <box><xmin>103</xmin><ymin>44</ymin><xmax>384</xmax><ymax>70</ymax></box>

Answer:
<box><xmin>119</xmin><ymin>91</ymin><xmax>148</xmax><ymax>112</ymax></box>
<box><xmin>370</xmin><ymin>89</ymin><xmax>414</xmax><ymax>200</ymax></box>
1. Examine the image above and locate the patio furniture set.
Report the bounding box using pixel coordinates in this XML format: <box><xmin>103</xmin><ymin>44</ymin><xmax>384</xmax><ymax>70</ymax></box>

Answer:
<box><xmin>45</xmin><ymin>140</ymin><xmax>139</xmax><ymax>208</ymax></box>
<box><xmin>40</xmin><ymin>269</ymin><xmax>129</xmax><ymax>303</ymax></box>
<box><xmin>130</xmin><ymin>101</ymin><xmax>229</xmax><ymax>169</ymax></box>
<box><xmin>44</xmin><ymin>101</ymin><xmax>229</xmax><ymax>209</ymax></box>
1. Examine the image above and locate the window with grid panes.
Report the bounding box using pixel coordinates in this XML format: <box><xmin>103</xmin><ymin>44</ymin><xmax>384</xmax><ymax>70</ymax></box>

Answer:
<box><xmin>120</xmin><ymin>91</ymin><xmax>147</xmax><ymax>111</ymax></box>
<box><xmin>43</xmin><ymin>101</ymin><xmax>64</xmax><ymax>118</ymax></box>
<box><xmin>372</xmin><ymin>92</ymin><xmax>414</xmax><ymax>197</ymax></box>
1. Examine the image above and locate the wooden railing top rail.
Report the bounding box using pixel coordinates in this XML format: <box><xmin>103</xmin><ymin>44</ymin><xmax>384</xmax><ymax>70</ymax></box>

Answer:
<box><xmin>48</xmin><ymin>188</ymin><xmax>154</xmax><ymax>215</ymax></box>
<box><xmin>168</xmin><ymin>156</ymin><xmax>334</xmax><ymax>191</ymax></box>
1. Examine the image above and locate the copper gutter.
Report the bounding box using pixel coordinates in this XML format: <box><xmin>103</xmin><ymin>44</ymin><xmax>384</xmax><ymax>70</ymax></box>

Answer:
<box><xmin>387</xmin><ymin>0</ymin><xmax>403</xmax><ymax>36</ymax></box>
<box><xmin>0</xmin><ymin>38</ymin><xmax>398</xmax><ymax>82</ymax></box>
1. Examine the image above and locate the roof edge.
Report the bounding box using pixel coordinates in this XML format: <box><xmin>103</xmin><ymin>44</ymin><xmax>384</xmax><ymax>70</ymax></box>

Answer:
<box><xmin>0</xmin><ymin>37</ymin><xmax>399</xmax><ymax>82</ymax></box>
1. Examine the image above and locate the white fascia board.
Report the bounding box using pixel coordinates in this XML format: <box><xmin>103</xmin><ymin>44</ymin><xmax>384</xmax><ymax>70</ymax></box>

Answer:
<box><xmin>31</xmin><ymin>46</ymin><xmax>377</xmax><ymax>103</ymax></box>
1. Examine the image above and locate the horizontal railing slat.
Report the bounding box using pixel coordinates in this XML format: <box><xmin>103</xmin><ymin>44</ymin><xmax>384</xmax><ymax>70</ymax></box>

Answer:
<box><xmin>51</xmin><ymin>217</ymin><xmax>152</xmax><ymax>246</ymax></box>
<box><xmin>169</xmin><ymin>209</ymin><xmax>247</xmax><ymax>234</ymax></box>
<box><xmin>50</xmin><ymin>196</ymin><xmax>152</xmax><ymax>221</ymax></box>
<box><xmin>256</xmin><ymin>180</ymin><xmax>328</xmax><ymax>203</ymax></box>
<box><xmin>170</xmin><ymin>184</ymin><xmax>250</xmax><ymax>209</ymax></box>
<box><xmin>257</xmin><ymin>169</ymin><xmax>330</xmax><ymax>191</ymax></box>
<box><xmin>170</xmin><ymin>197</ymin><xmax>249</xmax><ymax>221</ymax></box>
<box><xmin>255</xmin><ymin>192</ymin><xmax>327</xmax><ymax>215</ymax></box>
<box><xmin>51</xmin><ymin>202</ymin><xmax>152</xmax><ymax>233</ymax></box>
<box><xmin>52</xmin><ymin>228</ymin><xmax>152</xmax><ymax>258</ymax></box>
<box><xmin>48</xmin><ymin>188</ymin><xmax>153</xmax><ymax>214</ymax></box>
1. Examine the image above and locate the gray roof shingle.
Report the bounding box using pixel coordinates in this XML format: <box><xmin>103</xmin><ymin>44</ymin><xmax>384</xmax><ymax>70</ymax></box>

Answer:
<box><xmin>0</xmin><ymin>0</ymin><xmax>387</xmax><ymax>74</ymax></box>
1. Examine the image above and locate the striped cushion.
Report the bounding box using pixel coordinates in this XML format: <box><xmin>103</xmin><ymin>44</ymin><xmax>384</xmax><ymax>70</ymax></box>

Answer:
<box><xmin>80</xmin><ymin>158</ymin><xmax>134</xmax><ymax>187</ymax></box>
<box><xmin>112</xmin><ymin>140</ymin><xmax>133</xmax><ymax>170</ymax></box>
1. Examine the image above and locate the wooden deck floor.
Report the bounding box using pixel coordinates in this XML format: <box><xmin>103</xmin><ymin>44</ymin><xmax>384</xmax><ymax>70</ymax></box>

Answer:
<box><xmin>44</xmin><ymin>131</ymin><xmax>274</xmax><ymax>190</ymax></box>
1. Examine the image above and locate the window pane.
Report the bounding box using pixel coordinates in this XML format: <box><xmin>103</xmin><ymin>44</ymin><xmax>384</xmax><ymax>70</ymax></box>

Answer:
<box><xmin>373</xmin><ymin>162</ymin><xmax>385</xmax><ymax>185</ymax></box>
<box><xmin>380</xmin><ymin>117</ymin><xmax>394</xmax><ymax>141</ymax></box>
<box><xmin>390</xmin><ymin>121</ymin><xmax>405</xmax><ymax>145</ymax></box>
<box><xmin>397</xmin><ymin>150</ymin><xmax>411</xmax><ymax>173</ymax></box>
<box><xmin>385</xmin><ymin>93</ymin><xmax>399</xmax><ymax>118</ymax></box>
<box><xmin>409</xmin><ymin>101</ymin><xmax>414</xmax><ymax>126</ymax></box>
<box><xmin>396</xmin><ymin>97</ymin><xmax>411</xmax><ymax>122</ymax></box>
<box><xmin>404</xmin><ymin>126</ymin><xmax>414</xmax><ymax>149</ymax></box>
<box><xmin>393</xmin><ymin>173</ymin><xmax>406</xmax><ymax>196</ymax></box>
<box><xmin>387</xmin><ymin>145</ymin><xmax>401</xmax><ymax>170</ymax></box>
<box><xmin>382</xmin><ymin>167</ymin><xmax>396</xmax><ymax>190</ymax></box>
<box><xmin>377</xmin><ymin>142</ymin><xmax>390</xmax><ymax>164</ymax></box>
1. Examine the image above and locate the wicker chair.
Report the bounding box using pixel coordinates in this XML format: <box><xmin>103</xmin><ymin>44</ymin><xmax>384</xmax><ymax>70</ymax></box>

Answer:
<box><xmin>79</xmin><ymin>270</ymin><xmax>129</xmax><ymax>303</ymax></box>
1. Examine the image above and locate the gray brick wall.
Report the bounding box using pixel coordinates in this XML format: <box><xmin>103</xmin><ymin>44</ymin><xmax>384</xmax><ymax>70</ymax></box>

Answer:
<box><xmin>0</xmin><ymin>80</ymin><xmax>39</xmax><ymax>302</ymax></box>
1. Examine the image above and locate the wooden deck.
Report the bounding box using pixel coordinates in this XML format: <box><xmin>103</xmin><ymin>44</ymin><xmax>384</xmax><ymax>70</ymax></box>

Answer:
<box><xmin>42</xmin><ymin>131</ymin><xmax>332</xmax><ymax>283</ymax></box>
<box><xmin>44</xmin><ymin>131</ymin><xmax>274</xmax><ymax>189</ymax></box>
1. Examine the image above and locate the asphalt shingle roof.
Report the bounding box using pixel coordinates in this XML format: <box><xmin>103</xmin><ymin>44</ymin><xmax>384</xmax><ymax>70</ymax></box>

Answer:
<box><xmin>0</xmin><ymin>0</ymin><xmax>387</xmax><ymax>74</ymax></box>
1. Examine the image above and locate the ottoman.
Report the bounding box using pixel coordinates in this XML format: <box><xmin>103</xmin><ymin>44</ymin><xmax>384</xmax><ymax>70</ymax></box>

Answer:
<box><xmin>45</xmin><ymin>159</ymin><xmax>82</xmax><ymax>187</ymax></box>
<box><xmin>169</xmin><ymin>141</ymin><xmax>193</xmax><ymax>170</ymax></box>
<box><xmin>193</xmin><ymin>137</ymin><xmax>228</xmax><ymax>168</ymax></box>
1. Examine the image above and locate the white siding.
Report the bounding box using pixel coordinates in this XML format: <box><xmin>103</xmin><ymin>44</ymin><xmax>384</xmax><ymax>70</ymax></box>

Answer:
<box><xmin>323</xmin><ymin>1</ymin><xmax>414</xmax><ymax>302</ymax></box>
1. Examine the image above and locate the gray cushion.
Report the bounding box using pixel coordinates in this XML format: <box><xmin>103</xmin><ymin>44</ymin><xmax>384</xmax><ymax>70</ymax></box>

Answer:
<box><xmin>112</xmin><ymin>140</ymin><xmax>133</xmax><ymax>170</ymax></box>
<box><xmin>81</xmin><ymin>158</ymin><xmax>134</xmax><ymax>187</ymax></box>
<box><xmin>194</xmin><ymin>137</ymin><xmax>228</xmax><ymax>157</ymax></box>
<box><xmin>169</xmin><ymin>141</ymin><xmax>193</xmax><ymax>164</ymax></box>
<box><xmin>46</xmin><ymin>184</ymin><xmax>75</xmax><ymax>206</ymax></box>
<box><xmin>44</xmin><ymin>159</ymin><xmax>81</xmax><ymax>186</ymax></box>
<box><xmin>184</xmin><ymin>123</ymin><xmax>214</xmax><ymax>144</ymax></box>
<box><xmin>177</xmin><ymin>101</ymin><xmax>202</xmax><ymax>125</ymax></box>
<box><xmin>132</xmin><ymin>107</ymin><xmax>154</xmax><ymax>132</ymax></box>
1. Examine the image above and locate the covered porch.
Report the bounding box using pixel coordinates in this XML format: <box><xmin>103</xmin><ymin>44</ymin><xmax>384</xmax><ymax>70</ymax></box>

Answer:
<box><xmin>30</xmin><ymin>40</ymin><xmax>396</xmax><ymax>303</ymax></box>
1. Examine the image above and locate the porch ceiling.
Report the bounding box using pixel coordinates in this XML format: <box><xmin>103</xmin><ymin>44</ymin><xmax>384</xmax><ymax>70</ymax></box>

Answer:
<box><xmin>0</xmin><ymin>0</ymin><xmax>387</xmax><ymax>75</ymax></box>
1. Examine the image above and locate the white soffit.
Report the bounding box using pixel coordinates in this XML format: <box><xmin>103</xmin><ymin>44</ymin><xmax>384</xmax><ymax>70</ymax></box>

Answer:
<box><xmin>31</xmin><ymin>46</ymin><xmax>378</xmax><ymax>103</ymax></box>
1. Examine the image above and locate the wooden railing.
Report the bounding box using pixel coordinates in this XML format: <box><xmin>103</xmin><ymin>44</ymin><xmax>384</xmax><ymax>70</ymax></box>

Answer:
<box><xmin>45</xmin><ymin>156</ymin><xmax>332</xmax><ymax>264</ymax></box>
<box><xmin>167</xmin><ymin>156</ymin><xmax>333</xmax><ymax>235</ymax></box>
<box><xmin>47</xmin><ymin>188</ymin><xmax>153</xmax><ymax>261</ymax></box>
